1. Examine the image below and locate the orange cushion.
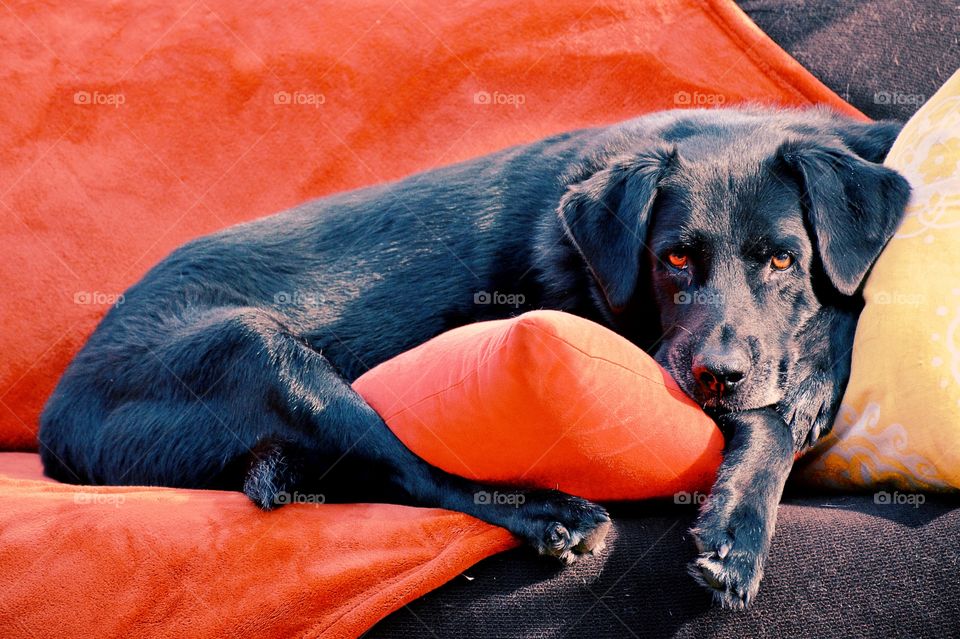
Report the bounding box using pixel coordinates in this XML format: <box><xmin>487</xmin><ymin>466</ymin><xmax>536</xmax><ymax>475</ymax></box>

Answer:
<box><xmin>0</xmin><ymin>452</ymin><xmax>517</xmax><ymax>638</ymax></box>
<box><xmin>353</xmin><ymin>311</ymin><xmax>724</xmax><ymax>501</ymax></box>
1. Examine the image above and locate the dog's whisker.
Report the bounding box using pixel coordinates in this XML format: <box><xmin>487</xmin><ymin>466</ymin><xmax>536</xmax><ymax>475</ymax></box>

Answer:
<box><xmin>674</xmin><ymin>323</ymin><xmax>693</xmax><ymax>336</ymax></box>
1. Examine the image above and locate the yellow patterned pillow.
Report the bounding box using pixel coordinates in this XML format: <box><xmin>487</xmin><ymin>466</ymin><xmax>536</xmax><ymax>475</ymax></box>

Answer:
<box><xmin>794</xmin><ymin>70</ymin><xmax>960</xmax><ymax>491</ymax></box>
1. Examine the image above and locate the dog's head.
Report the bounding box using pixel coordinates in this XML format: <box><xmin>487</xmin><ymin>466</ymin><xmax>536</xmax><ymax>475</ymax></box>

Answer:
<box><xmin>558</xmin><ymin>109</ymin><xmax>910</xmax><ymax>413</ymax></box>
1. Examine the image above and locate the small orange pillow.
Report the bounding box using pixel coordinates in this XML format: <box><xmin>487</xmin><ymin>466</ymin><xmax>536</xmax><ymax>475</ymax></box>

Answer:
<box><xmin>352</xmin><ymin>310</ymin><xmax>723</xmax><ymax>501</ymax></box>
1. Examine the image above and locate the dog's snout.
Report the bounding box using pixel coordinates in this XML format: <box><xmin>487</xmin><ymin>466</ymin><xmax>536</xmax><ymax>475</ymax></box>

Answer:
<box><xmin>692</xmin><ymin>347</ymin><xmax>749</xmax><ymax>395</ymax></box>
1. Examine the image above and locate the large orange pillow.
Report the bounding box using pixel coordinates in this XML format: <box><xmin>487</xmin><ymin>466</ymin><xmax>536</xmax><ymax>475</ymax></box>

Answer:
<box><xmin>0</xmin><ymin>0</ymin><xmax>859</xmax><ymax>451</ymax></box>
<box><xmin>352</xmin><ymin>310</ymin><xmax>724</xmax><ymax>501</ymax></box>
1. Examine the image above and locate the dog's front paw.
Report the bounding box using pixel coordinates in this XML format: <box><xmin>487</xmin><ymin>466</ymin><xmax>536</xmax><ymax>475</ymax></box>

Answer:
<box><xmin>522</xmin><ymin>491</ymin><xmax>612</xmax><ymax>564</ymax></box>
<box><xmin>688</xmin><ymin>499</ymin><xmax>768</xmax><ymax>609</ymax></box>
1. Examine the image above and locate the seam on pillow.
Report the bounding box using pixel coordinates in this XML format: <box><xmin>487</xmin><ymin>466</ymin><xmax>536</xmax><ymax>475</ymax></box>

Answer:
<box><xmin>517</xmin><ymin>322</ymin><xmax>697</xmax><ymax>403</ymax></box>
<box><xmin>375</xmin><ymin>326</ymin><xmax>517</xmax><ymax>422</ymax></box>
<box><xmin>701</xmin><ymin>0</ymin><xmax>864</xmax><ymax>118</ymax></box>
<box><xmin>700</xmin><ymin>0</ymin><xmax>805</xmax><ymax>103</ymax></box>
<box><xmin>379</xmin><ymin>318</ymin><xmax>697</xmax><ymax>424</ymax></box>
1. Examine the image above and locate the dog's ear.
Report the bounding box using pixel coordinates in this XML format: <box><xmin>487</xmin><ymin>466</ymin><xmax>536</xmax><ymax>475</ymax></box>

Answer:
<box><xmin>558</xmin><ymin>146</ymin><xmax>675</xmax><ymax>311</ymax></box>
<box><xmin>778</xmin><ymin>139</ymin><xmax>910</xmax><ymax>296</ymax></box>
<box><xmin>831</xmin><ymin>119</ymin><xmax>903</xmax><ymax>163</ymax></box>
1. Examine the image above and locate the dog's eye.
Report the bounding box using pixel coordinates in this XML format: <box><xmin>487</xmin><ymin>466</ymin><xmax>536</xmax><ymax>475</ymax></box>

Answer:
<box><xmin>667</xmin><ymin>252</ymin><xmax>688</xmax><ymax>269</ymax></box>
<box><xmin>770</xmin><ymin>252</ymin><xmax>794</xmax><ymax>271</ymax></box>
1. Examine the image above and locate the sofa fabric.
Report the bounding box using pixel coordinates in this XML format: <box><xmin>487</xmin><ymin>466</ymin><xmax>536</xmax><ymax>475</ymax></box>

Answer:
<box><xmin>370</xmin><ymin>494</ymin><xmax>960</xmax><ymax>638</ymax></box>
<box><xmin>738</xmin><ymin>0</ymin><xmax>960</xmax><ymax>121</ymax></box>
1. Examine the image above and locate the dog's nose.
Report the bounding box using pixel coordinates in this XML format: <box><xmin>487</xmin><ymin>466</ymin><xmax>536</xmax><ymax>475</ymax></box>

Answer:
<box><xmin>692</xmin><ymin>348</ymin><xmax>749</xmax><ymax>395</ymax></box>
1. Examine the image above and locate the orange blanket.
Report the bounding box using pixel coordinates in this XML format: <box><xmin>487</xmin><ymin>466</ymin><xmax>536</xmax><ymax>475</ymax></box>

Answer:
<box><xmin>0</xmin><ymin>453</ymin><xmax>515</xmax><ymax>637</ymax></box>
<box><xmin>0</xmin><ymin>0</ymin><xmax>857</xmax><ymax>636</ymax></box>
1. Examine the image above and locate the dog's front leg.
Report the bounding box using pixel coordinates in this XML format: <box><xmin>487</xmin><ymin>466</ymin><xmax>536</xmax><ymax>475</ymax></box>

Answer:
<box><xmin>689</xmin><ymin>406</ymin><xmax>794</xmax><ymax>609</ymax></box>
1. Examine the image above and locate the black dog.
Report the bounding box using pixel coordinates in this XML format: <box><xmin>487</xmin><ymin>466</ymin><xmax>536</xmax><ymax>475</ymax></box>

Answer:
<box><xmin>39</xmin><ymin>107</ymin><xmax>909</xmax><ymax>608</ymax></box>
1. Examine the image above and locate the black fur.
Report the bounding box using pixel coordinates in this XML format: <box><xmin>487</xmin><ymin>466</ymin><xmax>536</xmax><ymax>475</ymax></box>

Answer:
<box><xmin>38</xmin><ymin>107</ymin><xmax>909</xmax><ymax>606</ymax></box>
